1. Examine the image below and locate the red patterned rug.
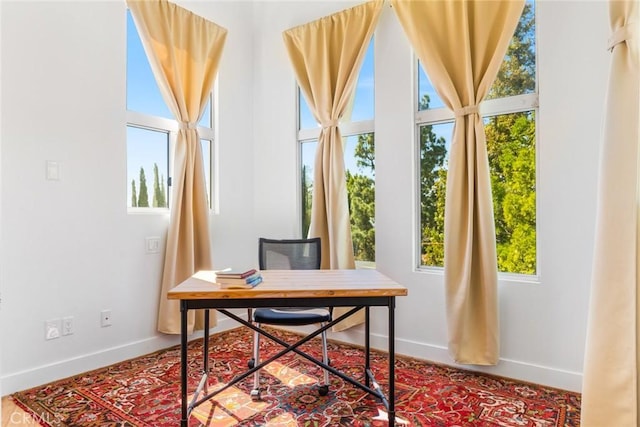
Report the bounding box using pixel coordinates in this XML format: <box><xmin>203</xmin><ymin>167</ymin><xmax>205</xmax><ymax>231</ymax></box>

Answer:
<box><xmin>11</xmin><ymin>327</ymin><xmax>580</xmax><ymax>426</ymax></box>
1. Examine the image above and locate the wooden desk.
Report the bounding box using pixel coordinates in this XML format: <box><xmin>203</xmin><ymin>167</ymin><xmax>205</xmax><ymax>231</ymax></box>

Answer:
<box><xmin>168</xmin><ymin>269</ymin><xmax>408</xmax><ymax>426</ymax></box>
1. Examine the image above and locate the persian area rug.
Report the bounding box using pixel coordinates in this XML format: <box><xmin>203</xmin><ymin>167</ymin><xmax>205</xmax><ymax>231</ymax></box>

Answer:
<box><xmin>12</xmin><ymin>326</ymin><xmax>580</xmax><ymax>426</ymax></box>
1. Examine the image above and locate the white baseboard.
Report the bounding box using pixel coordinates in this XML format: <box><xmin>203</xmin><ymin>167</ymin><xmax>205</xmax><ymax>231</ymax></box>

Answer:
<box><xmin>3</xmin><ymin>318</ymin><xmax>582</xmax><ymax>396</ymax></box>
<box><xmin>1</xmin><ymin>317</ymin><xmax>238</xmax><ymax>395</ymax></box>
<box><xmin>366</xmin><ymin>331</ymin><xmax>583</xmax><ymax>393</ymax></box>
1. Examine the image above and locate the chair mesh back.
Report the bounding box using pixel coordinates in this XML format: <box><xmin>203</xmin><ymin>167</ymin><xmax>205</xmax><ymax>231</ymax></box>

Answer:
<box><xmin>259</xmin><ymin>238</ymin><xmax>321</xmax><ymax>270</ymax></box>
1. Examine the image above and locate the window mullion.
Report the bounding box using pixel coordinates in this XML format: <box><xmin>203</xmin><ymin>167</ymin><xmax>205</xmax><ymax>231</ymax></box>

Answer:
<box><xmin>298</xmin><ymin>119</ymin><xmax>375</xmax><ymax>142</ymax></box>
<box><xmin>481</xmin><ymin>93</ymin><xmax>539</xmax><ymax>117</ymax></box>
<box><xmin>126</xmin><ymin>110</ymin><xmax>179</xmax><ymax>132</ymax></box>
<box><xmin>415</xmin><ymin>93</ymin><xmax>538</xmax><ymax>126</ymax></box>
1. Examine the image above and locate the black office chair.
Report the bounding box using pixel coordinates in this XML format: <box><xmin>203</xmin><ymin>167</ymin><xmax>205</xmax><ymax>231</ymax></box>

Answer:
<box><xmin>248</xmin><ymin>237</ymin><xmax>331</xmax><ymax>400</ymax></box>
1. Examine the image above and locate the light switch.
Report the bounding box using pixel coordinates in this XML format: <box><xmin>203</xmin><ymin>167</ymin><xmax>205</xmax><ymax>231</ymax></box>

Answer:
<box><xmin>145</xmin><ymin>237</ymin><xmax>161</xmax><ymax>254</ymax></box>
<box><xmin>46</xmin><ymin>161</ymin><xmax>60</xmax><ymax>181</ymax></box>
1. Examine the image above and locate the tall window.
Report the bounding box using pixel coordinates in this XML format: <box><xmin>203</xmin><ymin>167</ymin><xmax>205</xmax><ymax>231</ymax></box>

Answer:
<box><xmin>418</xmin><ymin>1</ymin><xmax>537</xmax><ymax>275</ymax></box>
<box><xmin>300</xmin><ymin>39</ymin><xmax>375</xmax><ymax>265</ymax></box>
<box><xmin>126</xmin><ymin>10</ymin><xmax>215</xmax><ymax>211</ymax></box>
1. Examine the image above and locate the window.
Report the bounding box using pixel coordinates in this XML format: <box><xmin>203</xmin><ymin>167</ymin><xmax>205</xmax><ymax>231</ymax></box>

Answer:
<box><xmin>299</xmin><ymin>39</ymin><xmax>375</xmax><ymax>265</ymax></box>
<box><xmin>126</xmin><ymin>10</ymin><xmax>215</xmax><ymax>211</ymax></box>
<box><xmin>417</xmin><ymin>1</ymin><xmax>537</xmax><ymax>275</ymax></box>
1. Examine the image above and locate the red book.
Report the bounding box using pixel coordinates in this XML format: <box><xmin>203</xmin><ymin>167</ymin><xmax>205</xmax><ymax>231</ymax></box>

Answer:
<box><xmin>215</xmin><ymin>268</ymin><xmax>257</xmax><ymax>279</ymax></box>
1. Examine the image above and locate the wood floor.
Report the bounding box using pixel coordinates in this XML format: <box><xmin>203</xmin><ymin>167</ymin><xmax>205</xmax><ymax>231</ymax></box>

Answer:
<box><xmin>2</xmin><ymin>396</ymin><xmax>41</xmax><ymax>426</ymax></box>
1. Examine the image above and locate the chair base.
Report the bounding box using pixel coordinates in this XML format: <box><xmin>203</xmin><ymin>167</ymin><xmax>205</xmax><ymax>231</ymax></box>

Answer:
<box><xmin>318</xmin><ymin>384</ymin><xmax>329</xmax><ymax>396</ymax></box>
<box><xmin>250</xmin><ymin>321</ymin><xmax>331</xmax><ymax>400</ymax></box>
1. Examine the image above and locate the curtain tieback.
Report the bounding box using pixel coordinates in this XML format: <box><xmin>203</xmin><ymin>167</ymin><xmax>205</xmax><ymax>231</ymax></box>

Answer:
<box><xmin>454</xmin><ymin>105</ymin><xmax>479</xmax><ymax>117</ymax></box>
<box><xmin>179</xmin><ymin>122</ymin><xmax>197</xmax><ymax>130</ymax></box>
<box><xmin>608</xmin><ymin>23</ymin><xmax>636</xmax><ymax>51</ymax></box>
<box><xmin>321</xmin><ymin>119</ymin><xmax>339</xmax><ymax>129</ymax></box>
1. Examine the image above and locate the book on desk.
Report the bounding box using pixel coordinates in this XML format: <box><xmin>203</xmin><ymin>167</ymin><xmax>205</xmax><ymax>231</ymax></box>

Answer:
<box><xmin>216</xmin><ymin>269</ymin><xmax>262</xmax><ymax>289</ymax></box>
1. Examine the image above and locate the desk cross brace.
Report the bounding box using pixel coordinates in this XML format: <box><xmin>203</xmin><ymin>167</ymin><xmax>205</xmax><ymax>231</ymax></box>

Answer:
<box><xmin>189</xmin><ymin>305</ymin><xmax>387</xmax><ymax>412</ymax></box>
<box><xmin>180</xmin><ymin>295</ymin><xmax>397</xmax><ymax>426</ymax></box>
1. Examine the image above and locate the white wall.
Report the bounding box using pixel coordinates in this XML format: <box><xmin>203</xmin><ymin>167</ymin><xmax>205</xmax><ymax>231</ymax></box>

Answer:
<box><xmin>0</xmin><ymin>0</ymin><xmax>256</xmax><ymax>394</ymax></box>
<box><xmin>0</xmin><ymin>0</ymin><xmax>608</xmax><ymax>395</ymax></box>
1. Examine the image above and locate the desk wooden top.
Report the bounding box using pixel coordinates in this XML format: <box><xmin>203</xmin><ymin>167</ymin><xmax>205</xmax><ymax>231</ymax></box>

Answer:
<box><xmin>167</xmin><ymin>269</ymin><xmax>408</xmax><ymax>300</ymax></box>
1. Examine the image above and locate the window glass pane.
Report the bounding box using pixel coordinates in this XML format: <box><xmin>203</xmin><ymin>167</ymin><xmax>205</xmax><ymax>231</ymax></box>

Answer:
<box><xmin>127</xmin><ymin>126</ymin><xmax>169</xmax><ymax>208</ymax></box>
<box><xmin>417</xmin><ymin>63</ymin><xmax>445</xmax><ymax>111</ymax></box>
<box><xmin>199</xmin><ymin>98</ymin><xmax>212</xmax><ymax>128</ymax></box>
<box><xmin>417</xmin><ymin>0</ymin><xmax>535</xmax><ymax>109</ymax></box>
<box><xmin>345</xmin><ymin>133</ymin><xmax>375</xmax><ymax>263</ymax></box>
<box><xmin>126</xmin><ymin>10</ymin><xmax>173</xmax><ymax>120</ymax></box>
<box><xmin>299</xmin><ymin>89</ymin><xmax>317</xmax><ymax>130</ymax></box>
<box><xmin>419</xmin><ymin>114</ymin><xmax>537</xmax><ymax>274</ymax></box>
<box><xmin>298</xmin><ymin>38</ymin><xmax>375</xmax><ymax>129</ymax></box>
<box><xmin>201</xmin><ymin>139</ymin><xmax>211</xmax><ymax>208</ymax></box>
<box><xmin>301</xmin><ymin>134</ymin><xmax>376</xmax><ymax>263</ymax></box>
<box><xmin>487</xmin><ymin>0</ymin><xmax>536</xmax><ymax>100</ymax></box>
<box><xmin>301</xmin><ymin>141</ymin><xmax>316</xmax><ymax>237</ymax></box>
<box><xmin>419</xmin><ymin>122</ymin><xmax>452</xmax><ymax>267</ymax></box>
<box><xmin>349</xmin><ymin>39</ymin><xmax>374</xmax><ymax>122</ymax></box>
<box><xmin>485</xmin><ymin>111</ymin><xmax>536</xmax><ymax>274</ymax></box>
<box><xmin>128</xmin><ymin>10</ymin><xmax>213</xmax><ymax>125</ymax></box>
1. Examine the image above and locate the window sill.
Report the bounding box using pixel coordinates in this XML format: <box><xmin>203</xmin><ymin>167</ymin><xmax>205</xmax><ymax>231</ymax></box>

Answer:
<box><xmin>415</xmin><ymin>266</ymin><xmax>540</xmax><ymax>285</ymax></box>
<box><xmin>127</xmin><ymin>207</ymin><xmax>170</xmax><ymax>215</ymax></box>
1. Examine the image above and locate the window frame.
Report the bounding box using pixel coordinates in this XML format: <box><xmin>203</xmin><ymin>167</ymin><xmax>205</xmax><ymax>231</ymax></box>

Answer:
<box><xmin>297</xmin><ymin>110</ymin><xmax>376</xmax><ymax>240</ymax></box>
<box><xmin>126</xmin><ymin>8</ymin><xmax>216</xmax><ymax>214</ymax></box>
<box><xmin>296</xmin><ymin>42</ymin><xmax>376</xmax><ymax>264</ymax></box>
<box><xmin>125</xmin><ymin>105</ymin><xmax>216</xmax><ymax>214</ymax></box>
<box><xmin>413</xmin><ymin>10</ymin><xmax>539</xmax><ymax>279</ymax></box>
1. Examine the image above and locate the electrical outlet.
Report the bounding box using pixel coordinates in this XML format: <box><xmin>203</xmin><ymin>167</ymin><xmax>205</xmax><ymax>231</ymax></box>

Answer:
<box><xmin>101</xmin><ymin>309</ymin><xmax>112</xmax><ymax>327</ymax></box>
<box><xmin>62</xmin><ymin>316</ymin><xmax>74</xmax><ymax>336</ymax></box>
<box><xmin>45</xmin><ymin>318</ymin><xmax>61</xmax><ymax>340</ymax></box>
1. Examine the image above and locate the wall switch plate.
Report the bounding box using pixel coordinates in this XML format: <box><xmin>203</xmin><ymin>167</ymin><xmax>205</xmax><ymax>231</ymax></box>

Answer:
<box><xmin>46</xmin><ymin>161</ymin><xmax>60</xmax><ymax>181</ymax></box>
<box><xmin>145</xmin><ymin>237</ymin><xmax>161</xmax><ymax>254</ymax></box>
<box><xmin>45</xmin><ymin>318</ymin><xmax>61</xmax><ymax>340</ymax></box>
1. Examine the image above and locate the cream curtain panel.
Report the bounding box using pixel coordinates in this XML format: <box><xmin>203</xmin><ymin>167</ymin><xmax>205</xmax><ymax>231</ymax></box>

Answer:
<box><xmin>282</xmin><ymin>0</ymin><xmax>382</xmax><ymax>331</ymax></box>
<box><xmin>391</xmin><ymin>0</ymin><xmax>523</xmax><ymax>364</ymax></box>
<box><xmin>128</xmin><ymin>0</ymin><xmax>227</xmax><ymax>335</ymax></box>
<box><xmin>582</xmin><ymin>1</ymin><xmax>640</xmax><ymax>424</ymax></box>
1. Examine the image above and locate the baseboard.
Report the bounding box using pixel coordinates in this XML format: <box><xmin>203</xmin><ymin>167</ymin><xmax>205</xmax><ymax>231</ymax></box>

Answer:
<box><xmin>3</xmin><ymin>318</ymin><xmax>582</xmax><ymax>396</ymax></box>
<box><xmin>1</xmin><ymin>317</ymin><xmax>238</xmax><ymax>395</ymax></box>
<box><xmin>367</xmin><ymin>331</ymin><xmax>583</xmax><ymax>393</ymax></box>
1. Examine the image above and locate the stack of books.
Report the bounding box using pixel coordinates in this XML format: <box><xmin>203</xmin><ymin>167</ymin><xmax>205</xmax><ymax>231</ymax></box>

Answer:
<box><xmin>216</xmin><ymin>268</ymin><xmax>262</xmax><ymax>289</ymax></box>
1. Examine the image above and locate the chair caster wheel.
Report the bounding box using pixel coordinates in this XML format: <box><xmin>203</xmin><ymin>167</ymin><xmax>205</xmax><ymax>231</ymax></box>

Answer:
<box><xmin>318</xmin><ymin>385</ymin><xmax>329</xmax><ymax>396</ymax></box>
<box><xmin>250</xmin><ymin>389</ymin><xmax>261</xmax><ymax>401</ymax></box>
<box><xmin>248</xmin><ymin>359</ymin><xmax>255</xmax><ymax>369</ymax></box>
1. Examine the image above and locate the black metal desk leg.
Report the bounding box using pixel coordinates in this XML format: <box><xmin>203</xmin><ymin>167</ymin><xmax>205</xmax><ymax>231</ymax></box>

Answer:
<box><xmin>180</xmin><ymin>301</ymin><xmax>188</xmax><ymax>427</ymax></box>
<box><xmin>365</xmin><ymin>306</ymin><xmax>371</xmax><ymax>387</ymax></box>
<box><xmin>204</xmin><ymin>310</ymin><xmax>210</xmax><ymax>376</ymax></box>
<box><xmin>388</xmin><ymin>297</ymin><xmax>396</xmax><ymax>425</ymax></box>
